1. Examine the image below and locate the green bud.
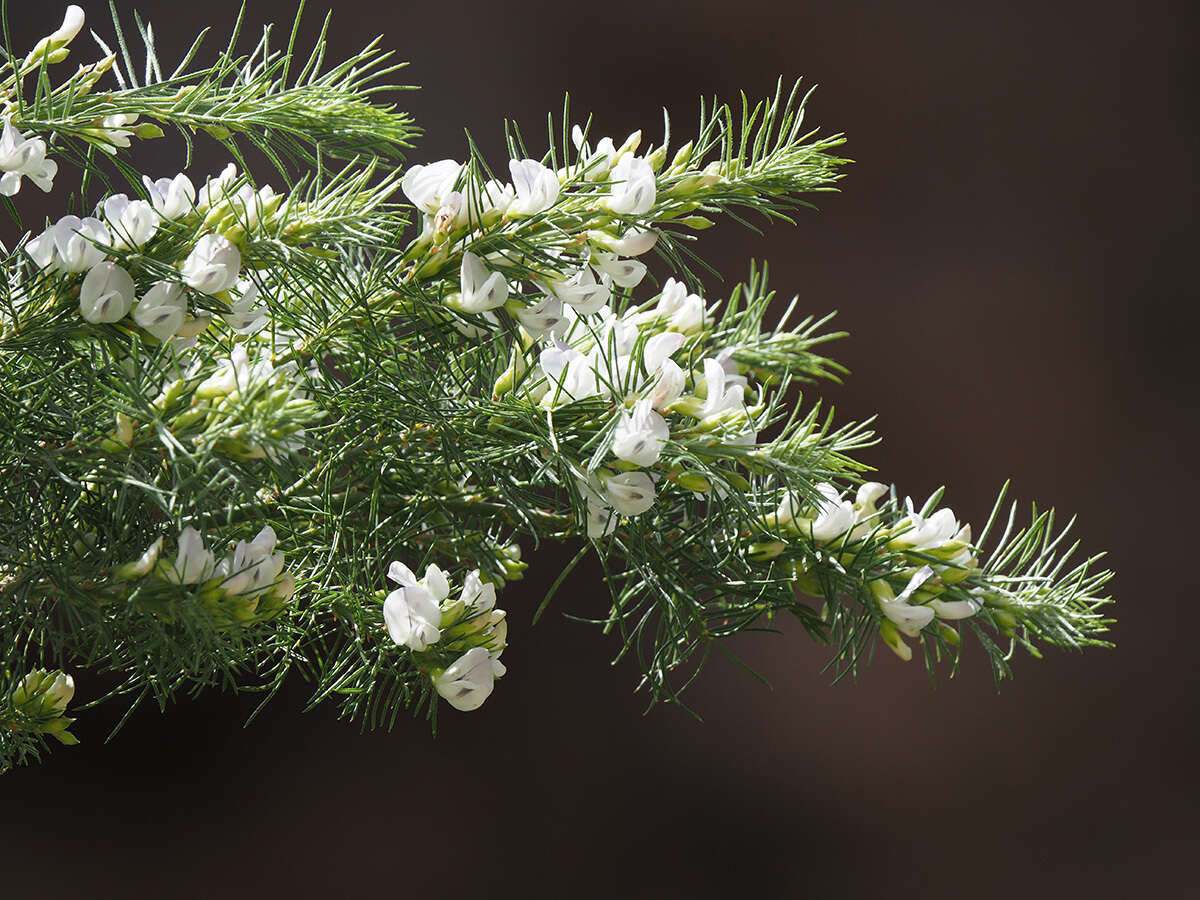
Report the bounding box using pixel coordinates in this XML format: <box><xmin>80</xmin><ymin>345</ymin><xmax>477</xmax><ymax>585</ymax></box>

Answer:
<box><xmin>666</xmin><ymin>141</ymin><xmax>695</xmax><ymax>173</ymax></box>
<box><xmin>675</xmin><ymin>216</ymin><xmax>716</xmax><ymax>230</ymax></box>
<box><xmin>937</xmin><ymin>622</ymin><xmax>961</xmax><ymax>646</ymax></box>
<box><xmin>749</xmin><ymin>540</ymin><xmax>786</xmax><ymax>561</ymax></box>
<box><xmin>133</xmin><ymin>123</ymin><xmax>165</xmax><ymax>140</ymax></box>
<box><xmin>993</xmin><ymin>609</ymin><xmax>1018</xmax><ymax>631</ymax></box>
<box><xmin>676</xmin><ymin>472</ymin><xmax>712</xmax><ymax>493</ymax></box>
<box><xmin>202</xmin><ymin>124</ymin><xmax>233</xmax><ymax>140</ymax></box>
<box><xmin>644</xmin><ymin>144</ymin><xmax>668</xmax><ymax>173</ymax></box>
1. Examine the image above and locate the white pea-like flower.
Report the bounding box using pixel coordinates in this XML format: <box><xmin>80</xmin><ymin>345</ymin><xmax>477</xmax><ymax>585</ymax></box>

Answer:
<box><xmin>810</xmin><ymin>483</ymin><xmax>858</xmax><ymax>542</ymax></box>
<box><xmin>604</xmin><ymin>471</ymin><xmax>657</xmax><ymax>516</ymax></box>
<box><xmin>435</xmin><ymin>646</ymin><xmax>498</xmax><ymax>712</ymax></box>
<box><xmin>612</xmin><ymin>398</ymin><xmax>670</xmax><ymax>467</ymax></box>
<box><xmin>94</xmin><ymin>113</ymin><xmax>139</xmax><ymax>154</ymax></box>
<box><xmin>43</xmin><ymin>671</ymin><xmax>76</xmax><ymax>712</ymax></box>
<box><xmin>197</xmin><ymin>163</ymin><xmax>239</xmax><ymax>210</ymax></box>
<box><xmin>700</xmin><ymin>358</ymin><xmax>745</xmax><ymax>420</ymax></box>
<box><xmin>143</xmin><ymin>173</ymin><xmax>196</xmax><ymax>219</ymax></box>
<box><xmin>643</xmin><ymin>331</ymin><xmax>685</xmax><ymax>373</ymax></box>
<box><xmin>646</xmin><ymin>357</ymin><xmax>686</xmax><ymax>410</ymax></box>
<box><xmin>182</xmin><ymin>234</ymin><xmax>241</xmax><ymax>294</ymax></box>
<box><xmin>654</xmin><ymin>278</ymin><xmax>706</xmax><ymax>333</ymax></box>
<box><xmin>102</xmin><ymin>194</ymin><xmax>159</xmax><ymax>249</ymax></box>
<box><xmin>26</xmin><ymin>5</ymin><xmax>85</xmax><ymax>61</ymax></box>
<box><xmin>546</xmin><ymin>265</ymin><xmax>611</xmax><ymax>315</ymax></box>
<box><xmin>603</xmin><ymin>154</ymin><xmax>656</xmax><ymax>216</ymax></box>
<box><xmin>0</xmin><ymin>117</ymin><xmax>57</xmax><ymax>196</ymax></box>
<box><xmin>25</xmin><ymin>215</ymin><xmax>110</xmax><ymax>273</ymax></box>
<box><xmin>133</xmin><ymin>281</ymin><xmax>187</xmax><ymax>340</ymax></box>
<box><xmin>571</xmin><ymin>125</ymin><xmax>619</xmax><ymax>180</ymax></box>
<box><xmin>165</xmin><ymin>526</ymin><xmax>215</xmax><ymax>585</ymax></box>
<box><xmin>383</xmin><ymin>561</ymin><xmax>445</xmax><ymax>651</ymax></box>
<box><xmin>878</xmin><ymin>566</ymin><xmax>937</xmax><ymax>637</ymax></box>
<box><xmin>507</xmin><ymin>158</ymin><xmax>560</xmax><ymax>216</ymax></box>
<box><xmin>456</xmin><ymin>251</ymin><xmax>509</xmax><ymax>313</ymax></box>
<box><xmin>401</xmin><ymin>159</ymin><xmax>463</xmax><ymax>214</ymax></box>
<box><xmin>589</xmin><ymin>250</ymin><xmax>647</xmax><ymax>289</ymax></box>
<box><xmin>79</xmin><ymin>261</ymin><xmax>136</xmax><ymax>324</ymax></box>
<box><xmin>516</xmin><ymin>294</ymin><xmax>566</xmax><ymax>339</ymax></box>
<box><xmin>221</xmin><ymin>282</ymin><xmax>268</xmax><ymax>333</ymax></box>
<box><xmin>595</xmin><ymin>226</ymin><xmax>658</xmax><ymax>257</ymax></box>
<box><xmin>216</xmin><ymin>526</ymin><xmax>285</xmax><ymax>598</ymax></box>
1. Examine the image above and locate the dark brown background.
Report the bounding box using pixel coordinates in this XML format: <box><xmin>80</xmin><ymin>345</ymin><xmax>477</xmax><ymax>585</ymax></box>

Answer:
<box><xmin>2</xmin><ymin>1</ymin><xmax>1196</xmax><ymax>896</ymax></box>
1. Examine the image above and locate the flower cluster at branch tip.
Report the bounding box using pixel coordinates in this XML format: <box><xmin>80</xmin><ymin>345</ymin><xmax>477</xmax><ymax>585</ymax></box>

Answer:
<box><xmin>117</xmin><ymin>525</ymin><xmax>297</xmax><ymax>623</ymax></box>
<box><xmin>382</xmin><ymin>561</ymin><xmax>508</xmax><ymax>712</ymax></box>
<box><xmin>772</xmin><ymin>482</ymin><xmax>982</xmax><ymax>660</ymax></box>
<box><xmin>7</xmin><ymin>669</ymin><xmax>78</xmax><ymax>745</ymax></box>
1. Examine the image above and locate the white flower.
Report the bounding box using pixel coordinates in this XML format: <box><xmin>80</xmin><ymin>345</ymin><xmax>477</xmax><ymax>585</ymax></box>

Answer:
<box><xmin>540</xmin><ymin>342</ymin><xmax>598</xmax><ymax>401</ymax></box>
<box><xmin>848</xmin><ymin>482</ymin><xmax>890</xmax><ymax>540</ymax></box>
<box><xmin>546</xmin><ymin>265</ymin><xmax>611</xmax><ymax>315</ymax></box>
<box><xmin>94</xmin><ymin>113</ymin><xmax>139</xmax><ymax>154</ymax></box>
<box><xmin>216</xmin><ymin>526</ymin><xmax>284</xmax><ymax>597</ymax></box>
<box><xmin>25</xmin><ymin>215</ymin><xmax>109</xmax><ymax>273</ymax></box>
<box><xmin>604</xmin><ymin>471</ymin><xmax>656</xmax><ymax>516</ymax></box>
<box><xmin>455</xmin><ymin>251</ymin><xmax>509</xmax><ymax>313</ymax></box>
<box><xmin>930</xmin><ymin>591</ymin><xmax>984</xmax><ymax>621</ymax></box>
<box><xmin>594</xmin><ymin>226</ymin><xmax>658</xmax><ymax>257</ymax></box>
<box><xmin>612</xmin><ymin>398</ymin><xmax>669</xmax><ymax>466</ymax></box>
<box><xmin>571</xmin><ymin>125</ymin><xmax>619</xmax><ymax>179</ymax></box>
<box><xmin>117</xmin><ymin>537</ymin><xmax>163</xmax><ymax>579</ymax></box>
<box><xmin>700</xmin><ymin>357</ymin><xmax>744</xmax><ymax>420</ymax></box>
<box><xmin>878</xmin><ymin>566</ymin><xmax>937</xmax><ymax>637</ymax></box>
<box><xmin>643</xmin><ymin>331</ymin><xmax>685</xmax><ymax>373</ymax></box>
<box><xmin>810</xmin><ymin>483</ymin><xmax>857</xmax><ymax>542</ymax></box>
<box><xmin>26</xmin><ymin>5</ymin><xmax>84</xmax><ymax>60</ymax></box>
<box><xmin>133</xmin><ymin>281</ymin><xmax>187</xmax><ymax>340</ymax></box>
<box><xmin>653</xmin><ymin>278</ymin><xmax>706</xmax><ymax>333</ymax></box>
<box><xmin>143</xmin><ymin>173</ymin><xmax>196</xmax><ymax>219</ymax></box>
<box><xmin>0</xmin><ymin>117</ymin><xmax>57</xmax><ymax>196</ymax></box>
<box><xmin>182</xmin><ymin>234</ymin><xmax>241</xmax><ymax>294</ymax></box>
<box><xmin>196</xmin><ymin>345</ymin><xmax>273</xmax><ymax>397</ymax></box>
<box><xmin>79</xmin><ymin>262</ymin><xmax>135</xmax><ymax>324</ymax></box>
<box><xmin>401</xmin><ymin>159</ymin><xmax>462</xmax><ymax>214</ymax></box>
<box><xmin>221</xmin><ymin>282</ymin><xmax>268</xmax><ymax>333</ymax></box>
<box><xmin>197</xmin><ymin>163</ymin><xmax>239</xmax><ymax>210</ymax></box>
<box><xmin>647</xmin><ymin>357</ymin><xmax>685</xmax><ymax>410</ymax></box>
<box><xmin>586</xmin><ymin>502</ymin><xmax>617</xmax><ymax>539</ymax></box>
<box><xmin>458</xmin><ymin>569</ymin><xmax>497</xmax><ymax>615</ymax></box>
<box><xmin>589</xmin><ymin>250</ymin><xmax>646</xmax><ymax>289</ymax></box>
<box><xmin>516</xmin><ymin>295</ymin><xmax>566</xmax><ymax>338</ymax></box>
<box><xmin>507</xmin><ymin>158</ymin><xmax>559</xmax><ymax>216</ymax></box>
<box><xmin>383</xmin><ymin>561</ymin><xmax>445</xmax><ymax>651</ymax></box>
<box><xmin>435</xmin><ymin>647</ymin><xmax>497</xmax><ymax>712</ymax></box>
<box><xmin>102</xmin><ymin>194</ymin><xmax>159</xmax><ymax>249</ymax></box>
<box><xmin>43</xmin><ymin>672</ymin><xmax>75</xmax><ymax>712</ymax></box>
<box><xmin>165</xmin><ymin>526</ymin><xmax>215</xmax><ymax>585</ymax></box>
<box><xmin>603</xmin><ymin>154</ymin><xmax>656</xmax><ymax>215</ymax></box>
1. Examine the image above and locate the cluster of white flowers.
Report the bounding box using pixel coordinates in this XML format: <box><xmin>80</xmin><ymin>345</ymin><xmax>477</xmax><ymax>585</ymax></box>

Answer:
<box><xmin>773</xmin><ymin>482</ymin><xmax>982</xmax><ymax>660</ymax></box>
<box><xmin>382</xmin><ymin>561</ymin><xmax>508</xmax><ymax>712</ymax></box>
<box><xmin>0</xmin><ymin>118</ymin><xmax>58</xmax><ymax>197</ymax></box>
<box><xmin>22</xmin><ymin>163</ymin><xmax>277</xmax><ymax>342</ymax></box>
<box><xmin>402</xmin><ymin>126</ymin><xmax>660</xmax><ymax>330</ymax></box>
<box><xmin>119</xmin><ymin>525</ymin><xmax>297</xmax><ymax>620</ymax></box>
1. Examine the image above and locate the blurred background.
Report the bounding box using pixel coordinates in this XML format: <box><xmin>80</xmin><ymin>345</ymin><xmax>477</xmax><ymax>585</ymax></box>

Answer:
<box><xmin>2</xmin><ymin>1</ymin><xmax>1196</xmax><ymax>896</ymax></box>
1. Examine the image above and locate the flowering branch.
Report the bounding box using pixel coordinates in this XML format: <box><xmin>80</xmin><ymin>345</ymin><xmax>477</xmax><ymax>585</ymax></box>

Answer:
<box><xmin>0</xmin><ymin>4</ymin><xmax>1113</xmax><ymax>772</ymax></box>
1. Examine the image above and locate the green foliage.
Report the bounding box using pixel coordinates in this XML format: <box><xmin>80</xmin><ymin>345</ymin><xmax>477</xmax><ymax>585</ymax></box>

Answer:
<box><xmin>0</xmin><ymin>3</ymin><xmax>1113</xmax><ymax>772</ymax></box>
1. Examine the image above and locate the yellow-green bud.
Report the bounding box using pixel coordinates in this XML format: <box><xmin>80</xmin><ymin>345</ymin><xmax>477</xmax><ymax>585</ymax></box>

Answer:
<box><xmin>676</xmin><ymin>472</ymin><xmax>712</xmax><ymax>493</ymax></box>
